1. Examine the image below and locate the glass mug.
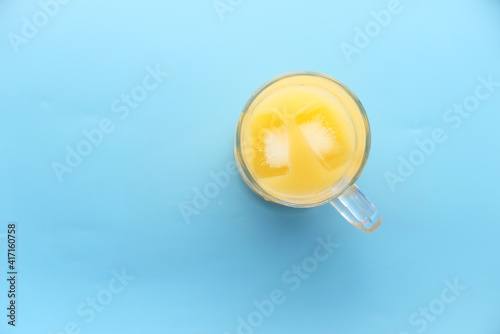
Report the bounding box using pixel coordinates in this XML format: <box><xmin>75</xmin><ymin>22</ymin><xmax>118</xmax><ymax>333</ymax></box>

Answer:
<box><xmin>234</xmin><ymin>71</ymin><xmax>381</xmax><ymax>232</ymax></box>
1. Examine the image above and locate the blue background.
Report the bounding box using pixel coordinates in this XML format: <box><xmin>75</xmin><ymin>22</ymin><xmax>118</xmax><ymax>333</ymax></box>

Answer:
<box><xmin>1</xmin><ymin>0</ymin><xmax>499</xmax><ymax>333</ymax></box>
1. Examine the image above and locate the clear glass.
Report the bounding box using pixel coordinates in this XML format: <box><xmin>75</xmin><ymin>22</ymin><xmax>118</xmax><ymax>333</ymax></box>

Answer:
<box><xmin>234</xmin><ymin>71</ymin><xmax>381</xmax><ymax>233</ymax></box>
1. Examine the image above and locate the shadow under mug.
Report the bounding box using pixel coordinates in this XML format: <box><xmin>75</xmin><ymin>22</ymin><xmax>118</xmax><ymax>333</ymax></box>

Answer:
<box><xmin>234</xmin><ymin>71</ymin><xmax>381</xmax><ymax>233</ymax></box>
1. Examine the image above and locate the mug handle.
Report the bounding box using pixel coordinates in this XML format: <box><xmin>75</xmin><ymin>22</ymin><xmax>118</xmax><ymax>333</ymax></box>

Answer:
<box><xmin>330</xmin><ymin>184</ymin><xmax>382</xmax><ymax>233</ymax></box>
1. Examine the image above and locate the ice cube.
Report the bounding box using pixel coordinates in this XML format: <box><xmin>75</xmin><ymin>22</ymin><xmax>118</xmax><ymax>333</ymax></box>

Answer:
<box><xmin>295</xmin><ymin>100</ymin><xmax>351</xmax><ymax>170</ymax></box>
<box><xmin>299</xmin><ymin>115</ymin><xmax>338</xmax><ymax>157</ymax></box>
<box><xmin>262</xmin><ymin>128</ymin><xmax>289</xmax><ymax>168</ymax></box>
<box><xmin>250</xmin><ymin>109</ymin><xmax>289</xmax><ymax>178</ymax></box>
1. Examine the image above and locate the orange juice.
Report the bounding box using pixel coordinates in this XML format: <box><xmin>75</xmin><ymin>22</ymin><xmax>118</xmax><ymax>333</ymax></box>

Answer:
<box><xmin>238</xmin><ymin>74</ymin><xmax>368</xmax><ymax>204</ymax></box>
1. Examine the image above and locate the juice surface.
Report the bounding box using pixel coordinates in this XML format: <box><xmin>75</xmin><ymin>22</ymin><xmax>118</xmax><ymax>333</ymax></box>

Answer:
<box><xmin>240</xmin><ymin>76</ymin><xmax>366</xmax><ymax>203</ymax></box>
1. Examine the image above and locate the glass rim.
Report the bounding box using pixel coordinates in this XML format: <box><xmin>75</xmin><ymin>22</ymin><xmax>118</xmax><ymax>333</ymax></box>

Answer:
<box><xmin>235</xmin><ymin>70</ymin><xmax>372</xmax><ymax>208</ymax></box>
